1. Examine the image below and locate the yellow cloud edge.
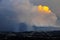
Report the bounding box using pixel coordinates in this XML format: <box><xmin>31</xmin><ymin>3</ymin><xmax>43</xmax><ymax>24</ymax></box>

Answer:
<box><xmin>37</xmin><ymin>5</ymin><xmax>51</xmax><ymax>13</ymax></box>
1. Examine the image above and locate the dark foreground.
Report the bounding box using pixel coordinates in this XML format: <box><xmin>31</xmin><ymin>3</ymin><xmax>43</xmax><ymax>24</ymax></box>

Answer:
<box><xmin>0</xmin><ymin>31</ymin><xmax>60</xmax><ymax>40</ymax></box>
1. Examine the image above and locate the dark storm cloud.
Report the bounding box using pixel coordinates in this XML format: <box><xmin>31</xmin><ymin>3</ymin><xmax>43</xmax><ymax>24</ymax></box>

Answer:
<box><xmin>0</xmin><ymin>3</ymin><xmax>19</xmax><ymax>32</ymax></box>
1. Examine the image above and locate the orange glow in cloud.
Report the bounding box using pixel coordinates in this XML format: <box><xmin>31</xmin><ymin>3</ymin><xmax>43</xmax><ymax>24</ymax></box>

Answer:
<box><xmin>37</xmin><ymin>5</ymin><xmax>51</xmax><ymax>13</ymax></box>
<box><xmin>43</xmin><ymin>6</ymin><xmax>49</xmax><ymax>12</ymax></box>
<box><xmin>38</xmin><ymin>5</ymin><xmax>43</xmax><ymax>12</ymax></box>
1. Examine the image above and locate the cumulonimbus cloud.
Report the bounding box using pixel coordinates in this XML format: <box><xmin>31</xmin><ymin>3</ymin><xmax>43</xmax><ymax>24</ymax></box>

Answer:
<box><xmin>11</xmin><ymin>0</ymin><xmax>57</xmax><ymax>27</ymax></box>
<box><xmin>0</xmin><ymin>0</ymin><xmax>60</xmax><ymax>31</ymax></box>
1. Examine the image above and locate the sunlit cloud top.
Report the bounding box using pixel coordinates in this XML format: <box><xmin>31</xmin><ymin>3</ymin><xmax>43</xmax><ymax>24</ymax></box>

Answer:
<box><xmin>37</xmin><ymin>5</ymin><xmax>51</xmax><ymax>13</ymax></box>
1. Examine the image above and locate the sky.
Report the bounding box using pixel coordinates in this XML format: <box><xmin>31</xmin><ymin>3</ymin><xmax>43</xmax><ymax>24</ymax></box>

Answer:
<box><xmin>0</xmin><ymin>0</ymin><xmax>60</xmax><ymax>32</ymax></box>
